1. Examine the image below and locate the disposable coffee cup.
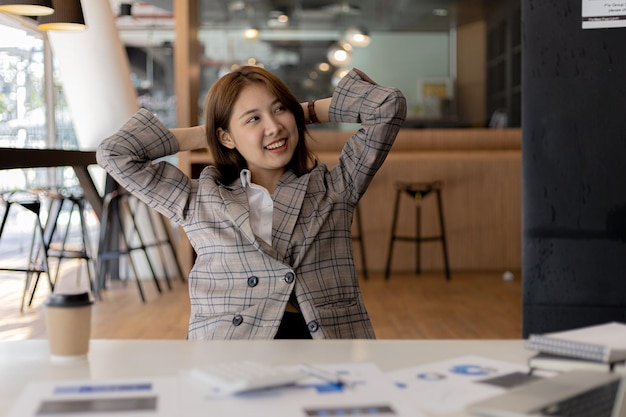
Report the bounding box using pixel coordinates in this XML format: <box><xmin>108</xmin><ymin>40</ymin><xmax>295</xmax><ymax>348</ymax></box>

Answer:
<box><xmin>44</xmin><ymin>292</ymin><xmax>93</xmax><ymax>362</ymax></box>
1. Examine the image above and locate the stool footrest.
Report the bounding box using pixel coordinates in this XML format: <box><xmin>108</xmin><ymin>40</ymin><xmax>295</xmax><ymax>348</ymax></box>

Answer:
<box><xmin>47</xmin><ymin>249</ymin><xmax>89</xmax><ymax>259</ymax></box>
<box><xmin>0</xmin><ymin>266</ymin><xmax>46</xmax><ymax>273</ymax></box>
<box><xmin>393</xmin><ymin>235</ymin><xmax>445</xmax><ymax>243</ymax></box>
<box><xmin>98</xmin><ymin>251</ymin><xmax>131</xmax><ymax>260</ymax></box>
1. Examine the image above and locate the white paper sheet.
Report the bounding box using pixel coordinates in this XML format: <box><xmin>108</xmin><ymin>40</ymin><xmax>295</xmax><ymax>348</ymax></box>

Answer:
<box><xmin>179</xmin><ymin>362</ymin><xmax>420</xmax><ymax>417</ymax></box>
<box><xmin>8</xmin><ymin>364</ymin><xmax>422</xmax><ymax>417</ymax></box>
<box><xmin>7</xmin><ymin>377</ymin><xmax>178</xmax><ymax>417</ymax></box>
<box><xmin>386</xmin><ymin>355</ymin><xmax>532</xmax><ymax>415</ymax></box>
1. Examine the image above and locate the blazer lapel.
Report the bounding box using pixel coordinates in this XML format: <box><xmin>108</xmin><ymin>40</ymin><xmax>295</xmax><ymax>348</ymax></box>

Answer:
<box><xmin>219</xmin><ymin>183</ymin><xmax>282</xmax><ymax>260</ymax></box>
<box><xmin>219</xmin><ymin>172</ymin><xmax>309</xmax><ymax>261</ymax></box>
<box><xmin>272</xmin><ymin>171</ymin><xmax>308</xmax><ymax>256</ymax></box>
<box><xmin>219</xmin><ymin>184</ymin><xmax>259</xmax><ymax>248</ymax></box>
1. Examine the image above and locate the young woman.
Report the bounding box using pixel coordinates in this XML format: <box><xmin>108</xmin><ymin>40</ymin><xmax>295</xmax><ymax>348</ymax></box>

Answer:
<box><xmin>97</xmin><ymin>67</ymin><xmax>406</xmax><ymax>340</ymax></box>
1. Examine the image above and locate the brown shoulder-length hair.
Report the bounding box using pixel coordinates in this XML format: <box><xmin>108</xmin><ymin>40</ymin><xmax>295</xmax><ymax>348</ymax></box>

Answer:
<box><xmin>203</xmin><ymin>65</ymin><xmax>316</xmax><ymax>185</ymax></box>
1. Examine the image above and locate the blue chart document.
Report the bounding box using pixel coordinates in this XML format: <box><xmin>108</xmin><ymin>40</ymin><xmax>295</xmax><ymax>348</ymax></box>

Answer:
<box><xmin>178</xmin><ymin>362</ymin><xmax>418</xmax><ymax>417</ymax></box>
<box><xmin>387</xmin><ymin>355</ymin><xmax>531</xmax><ymax>415</ymax></box>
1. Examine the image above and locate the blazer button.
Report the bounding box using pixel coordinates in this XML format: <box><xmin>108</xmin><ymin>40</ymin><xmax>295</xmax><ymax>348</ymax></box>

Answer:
<box><xmin>232</xmin><ymin>314</ymin><xmax>243</xmax><ymax>326</ymax></box>
<box><xmin>284</xmin><ymin>272</ymin><xmax>295</xmax><ymax>284</ymax></box>
<box><xmin>247</xmin><ymin>276</ymin><xmax>259</xmax><ymax>287</ymax></box>
<box><xmin>307</xmin><ymin>320</ymin><xmax>319</xmax><ymax>333</ymax></box>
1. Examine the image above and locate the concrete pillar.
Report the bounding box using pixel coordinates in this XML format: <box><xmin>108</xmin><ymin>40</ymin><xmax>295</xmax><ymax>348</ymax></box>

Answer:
<box><xmin>522</xmin><ymin>0</ymin><xmax>626</xmax><ymax>336</ymax></box>
<box><xmin>47</xmin><ymin>0</ymin><xmax>137</xmax><ymax>151</ymax></box>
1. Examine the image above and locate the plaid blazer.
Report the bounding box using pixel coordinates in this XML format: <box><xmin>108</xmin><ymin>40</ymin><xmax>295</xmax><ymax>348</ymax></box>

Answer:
<box><xmin>97</xmin><ymin>69</ymin><xmax>406</xmax><ymax>340</ymax></box>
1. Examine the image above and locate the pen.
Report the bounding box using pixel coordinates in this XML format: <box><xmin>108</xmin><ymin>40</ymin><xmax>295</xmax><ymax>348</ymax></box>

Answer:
<box><xmin>298</xmin><ymin>363</ymin><xmax>348</xmax><ymax>387</ymax></box>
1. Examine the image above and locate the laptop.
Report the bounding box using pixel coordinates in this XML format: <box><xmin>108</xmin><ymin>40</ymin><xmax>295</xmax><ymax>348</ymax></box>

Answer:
<box><xmin>467</xmin><ymin>370</ymin><xmax>626</xmax><ymax>417</ymax></box>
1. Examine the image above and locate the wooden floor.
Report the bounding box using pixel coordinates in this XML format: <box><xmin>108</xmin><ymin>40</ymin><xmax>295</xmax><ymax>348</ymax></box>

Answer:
<box><xmin>0</xmin><ymin>265</ymin><xmax>522</xmax><ymax>341</ymax></box>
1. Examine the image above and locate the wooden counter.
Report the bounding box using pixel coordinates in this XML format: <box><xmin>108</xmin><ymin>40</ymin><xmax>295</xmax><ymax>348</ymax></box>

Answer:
<box><xmin>176</xmin><ymin>128</ymin><xmax>522</xmax><ymax>276</ymax></box>
<box><xmin>0</xmin><ymin>148</ymin><xmax>102</xmax><ymax>219</ymax></box>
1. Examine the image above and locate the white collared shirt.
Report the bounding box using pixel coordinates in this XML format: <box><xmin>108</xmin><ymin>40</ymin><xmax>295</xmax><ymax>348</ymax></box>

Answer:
<box><xmin>240</xmin><ymin>169</ymin><xmax>273</xmax><ymax>245</ymax></box>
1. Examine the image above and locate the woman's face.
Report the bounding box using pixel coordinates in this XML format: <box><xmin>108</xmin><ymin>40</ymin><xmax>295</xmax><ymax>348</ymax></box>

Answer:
<box><xmin>218</xmin><ymin>83</ymin><xmax>299</xmax><ymax>184</ymax></box>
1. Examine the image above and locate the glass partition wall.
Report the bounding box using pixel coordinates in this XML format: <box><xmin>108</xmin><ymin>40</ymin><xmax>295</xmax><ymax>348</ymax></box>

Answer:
<box><xmin>0</xmin><ymin>15</ymin><xmax>88</xmax><ymax>281</ymax></box>
<box><xmin>0</xmin><ymin>14</ymin><xmax>79</xmax><ymax>190</ymax></box>
<box><xmin>116</xmin><ymin>0</ymin><xmax>461</xmax><ymax>128</ymax></box>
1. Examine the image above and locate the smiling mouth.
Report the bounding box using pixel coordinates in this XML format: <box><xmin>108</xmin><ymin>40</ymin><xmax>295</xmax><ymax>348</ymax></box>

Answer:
<box><xmin>264</xmin><ymin>139</ymin><xmax>286</xmax><ymax>150</ymax></box>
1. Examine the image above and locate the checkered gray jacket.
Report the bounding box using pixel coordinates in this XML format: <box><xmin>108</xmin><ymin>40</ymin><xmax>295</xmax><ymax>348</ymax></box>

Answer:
<box><xmin>97</xmin><ymin>69</ymin><xmax>406</xmax><ymax>340</ymax></box>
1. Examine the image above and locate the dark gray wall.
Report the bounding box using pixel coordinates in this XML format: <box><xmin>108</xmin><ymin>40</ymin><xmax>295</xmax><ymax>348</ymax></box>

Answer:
<box><xmin>522</xmin><ymin>0</ymin><xmax>626</xmax><ymax>337</ymax></box>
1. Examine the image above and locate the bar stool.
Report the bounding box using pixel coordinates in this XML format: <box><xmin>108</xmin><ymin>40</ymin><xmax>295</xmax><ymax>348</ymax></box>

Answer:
<box><xmin>384</xmin><ymin>181</ymin><xmax>451</xmax><ymax>281</ymax></box>
<box><xmin>124</xmin><ymin>191</ymin><xmax>185</xmax><ymax>286</ymax></box>
<box><xmin>0</xmin><ymin>190</ymin><xmax>51</xmax><ymax>311</ymax></box>
<box><xmin>352</xmin><ymin>205</ymin><xmax>368</xmax><ymax>279</ymax></box>
<box><xmin>97</xmin><ymin>189</ymin><xmax>185</xmax><ymax>302</ymax></box>
<box><xmin>42</xmin><ymin>188</ymin><xmax>96</xmax><ymax>295</ymax></box>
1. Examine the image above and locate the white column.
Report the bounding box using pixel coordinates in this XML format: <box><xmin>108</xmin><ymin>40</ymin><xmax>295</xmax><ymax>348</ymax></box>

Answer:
<box><xmin>47</xmin><ymin>0</ymin><xmax>137</xmax><ymax>151</ymax></box>
<box><xmin>46</xmin><ymin>2</ymin><xmax>178</xmax><ymax>284</ymax></box>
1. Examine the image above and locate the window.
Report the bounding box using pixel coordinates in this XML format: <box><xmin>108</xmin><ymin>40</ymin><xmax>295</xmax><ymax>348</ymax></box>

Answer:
<box><xmin>0</xmin><ymin>13</ymin><xmax>79</xmax><ymax>190</ymax></box>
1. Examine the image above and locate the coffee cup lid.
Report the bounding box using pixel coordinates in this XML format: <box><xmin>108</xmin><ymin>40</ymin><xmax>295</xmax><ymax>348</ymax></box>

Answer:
<box><xmin>45</xmin><ymin>292</ymin><xmax>93</xmax><ymax>307</ymax></box>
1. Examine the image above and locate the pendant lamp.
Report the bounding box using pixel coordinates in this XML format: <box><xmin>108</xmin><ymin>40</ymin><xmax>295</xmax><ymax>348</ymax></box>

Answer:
<box><xmin>345</xmin><ymin>26</ymin><xmax>371</xmax><ymax>47</ymax></box>
<box><xmin>243</xmin><ymin>26</ymin><xmax>260</xmax><ymax>40</ymax></box>
<box><xmin>327</xmin><ymin>42</ymin><xmax>352</xmax><ymax>67</ymax></box>
<box><xmin>119</xmin><ymin>2</ymin><xmax>132</xmax><ymax>17</ymax></box>
<box><xmin>0</xmin><ymin>0</ymin><xmax>54</xmax><ymax>16</ymax></box>
<box><xmin>37</xmin><ymin>0</ymin><xmax>86</xmax><ymax>31</ymax></box>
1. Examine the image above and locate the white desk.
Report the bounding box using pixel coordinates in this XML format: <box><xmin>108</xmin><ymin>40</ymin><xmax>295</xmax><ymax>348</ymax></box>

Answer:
<box><xmin>0</xmin><ymin>339</ymin><xmax>533</xmax><ymax>417</ymax></box>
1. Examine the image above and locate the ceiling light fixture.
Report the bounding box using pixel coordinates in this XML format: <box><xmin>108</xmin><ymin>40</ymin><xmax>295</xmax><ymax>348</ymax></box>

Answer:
<box><xmin>345</xmin><ymin>25</ymin><xmax>370</xmax><ymax>47</ymax></box>
<box><xmin>229</xmin><ymin>0</ymin><xmax>245</xmax><ymax>12</ymax></box>
<box><xmin>267</xmin><ymin>10</ymin><xmax>288</xmax><ymax>28</ymax></box>
<box><xmin>327</xmin><ymin>42</ymin><xmax>352</xmax><ymax>67</ymax></box>
<box><xmin>0</xmin><ymin>0</ymin><xmax>53</xmax><ymax>16</ymax></box>
<box><xmin>243</xmin><ymin>26</ymin><xmax>260</xmax><ymax>40</ymax></box>
<box><xmin>317</xmin><ymin>62</ymin><xmax>331</xmax><ymax>72</ymax></box>
<box><xmin>37</xmin><ymin>0</ymin><xmax>86</xmax><ymax>31</ymax></box>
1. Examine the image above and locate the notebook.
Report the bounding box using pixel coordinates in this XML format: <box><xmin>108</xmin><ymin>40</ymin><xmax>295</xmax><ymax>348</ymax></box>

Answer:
<box><xmin>467</xmin><ymin>370</ymin><xmax>626</xmax><ymax>417</ymax></box>
<box><xmin>528</xmin><ymin>352</ymin><xmax>624</xmax><ymax>373</ymax></box>
<box><xmin>525</xmin><ymin>322</ymin><xmax>626</xmax><ymax>363</ymax></box>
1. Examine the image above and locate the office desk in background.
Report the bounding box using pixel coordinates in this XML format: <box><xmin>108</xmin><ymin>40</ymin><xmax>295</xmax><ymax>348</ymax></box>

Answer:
<box><xmin>0</xmin><ymin>339</ymin><xmax>533</xmax><ymax>417</ymax></box>
<box><xmin>0</xmin><ymin>148</ymin><xmax>102</xmax><ymax>219</ymax></box>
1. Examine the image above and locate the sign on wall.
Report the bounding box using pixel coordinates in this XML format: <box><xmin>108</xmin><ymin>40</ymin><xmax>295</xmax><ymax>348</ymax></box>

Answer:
<box><xmin>583</xmin><ymin>0</ymin><xmax>626</xmax><ymax>28</ymax></box>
